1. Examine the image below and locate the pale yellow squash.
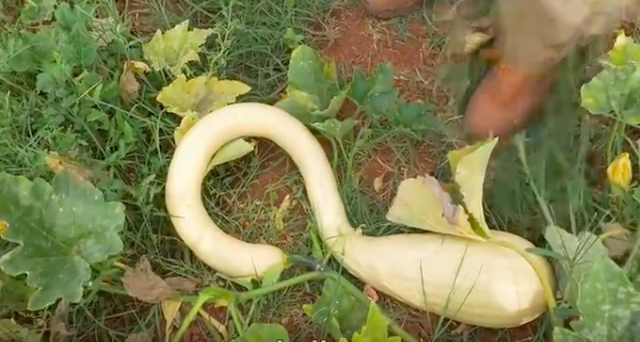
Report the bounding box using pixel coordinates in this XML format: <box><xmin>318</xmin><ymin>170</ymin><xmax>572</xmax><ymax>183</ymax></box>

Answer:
<box><xmin>165</xmin><ymin>103</ymin><xmax>554</xmax><ymax>329</ymax></box>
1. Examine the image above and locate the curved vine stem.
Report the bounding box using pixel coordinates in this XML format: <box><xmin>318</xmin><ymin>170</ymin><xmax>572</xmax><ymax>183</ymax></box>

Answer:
<box><xmin>170</xmin><ymin>270</ymin><xmax>419</xmax><ymax>342</ymax></box>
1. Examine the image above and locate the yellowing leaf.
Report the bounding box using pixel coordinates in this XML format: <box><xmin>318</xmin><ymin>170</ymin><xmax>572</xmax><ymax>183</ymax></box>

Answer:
<box><xmin>45</xmin><ymin>151</ymin><xmax>94</xmax><ymax>181</ymax></box>
<box><xmin>206</xmin><ymin>139</ymin><xmax>256</xmax><ymax>171</ymax></box>
<box><xmin>464</xmin><ymin>31</ymin><xmax>491</xmax><ymax>54</ymax></box>
<box><xmin>173</xmin><ymin>115</ymin><xmax>255</xmax><ymax>169</ymax></box>
<box><xmin>156</xmin><ymin>74</ymin><xmax>251</xmax><ymax>118</ymax></box>
<box><xmin>386</xmin><ymin>174</ymin><xmax>483</xmax><ymax>240</ymax></box>
<box><xmin>142</xmin><ymin>20</ymin><xmax>214</xmax><ymax>76</ymax></box>
<box><xmin>447</xmin><ymin>138</ymin><xmax>498</xmax><ymax>238</ymax></box>
<box><xmin>161</xmin><ymin>300</ymin><xmax>182</xmax><ymax>340</ymax></box>
<box><xmin>174</xmin><ymin>115</ymin><xmax>199</xmax><ymax>145</ymax></box>
<box><xmin>373</xmin><ymin>174</ymin><xmax>384</xmax><ymax>194</ymax></box>
<box><xmin>273</xmin><ymin>194</ymin><xmax>295</xmax><ymax>231</ymax></box>
<box><xmin>198</xmin><ymin>308</ymin><xmax>228</xmax><ymax>339</ymax></box>
<box><xmin>120</xmin><ymin>60</ymin><xmax>150</xmax><ymax>103</ymax></box>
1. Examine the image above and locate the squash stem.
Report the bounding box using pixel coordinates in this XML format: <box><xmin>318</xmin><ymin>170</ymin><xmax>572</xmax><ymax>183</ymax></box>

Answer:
<box><xmin>171</xmin><ymin>270</ymin><xmax>420</xmax><ymax>342</ymax></box>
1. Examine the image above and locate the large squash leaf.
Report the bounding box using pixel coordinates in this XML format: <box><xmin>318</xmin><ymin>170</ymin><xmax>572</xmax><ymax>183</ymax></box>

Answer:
<box><xmin>0</xmin><ymin>171</ymin><xmax>125</xmax><ymax>310</ymax></box>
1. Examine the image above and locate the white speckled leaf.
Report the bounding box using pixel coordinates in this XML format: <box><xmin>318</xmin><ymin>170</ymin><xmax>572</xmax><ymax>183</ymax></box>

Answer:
<box><xmin>570</xmin><ymin>256</ymin><xmax>640</xmax><ymax>341</ymax></box>
<box><xmin>0</xmin><ymin>171</ymin><xmax>125</xmax><ymax>310</ymax></box>
<box><xmin>552</xmin><ymin>327</ymin><xmax>589</xmax><ymax>342</ymax></box>
<box><xmin>544</xmin><ymin>225</ymin><xmax>609</xmax><ymax>306</ymax></box>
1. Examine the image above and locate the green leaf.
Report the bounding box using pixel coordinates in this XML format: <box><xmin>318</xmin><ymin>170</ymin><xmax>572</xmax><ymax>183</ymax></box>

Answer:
<box><xmin>349</xmin><ymin>65</ymin><xmax>397</xmax><ymax>117</ymax></box>
<box><xmin>570</xmin><ymin>256</ymin><xmax>640</xmax><ymax>341</ymax></box>
<box><xmin>0</xmin><ymin>271</ymin><xmax>35</xmax><ymax>311</ymax></box>
<box><xmin>392</xmin><ymin>101</ymin><xmax>438</xmax><ymax>132</ymax></box>
<box><xmin>349</xmin><ymin>64</ymin><xmax>438</xmax><ymax>132</ymax></box>
<box><xmin>0</xmin><ymin>319</ymin><xmax>42</xmax><ymax>342</ymax></box>
<box><xmin>259</xmin><ymin>262</ymin><xmax>285</xmax><ymax>287</ymax></box>
<box><xmin>275</xmin><ymin>45</ymin><xmax>347</xmax><ymax>123</ymax></box>
<box><xmin>19</xmin><ymin>0</ymin><xmax>57</xmax><ymax>24</ymax></box>
<box><xmin>36</xmin><ymin>61</ymin><xmax>73</xmax><ymax>96</ymax></box>
<box><xmin>142</xmin><ymin>20</ymin><xmax>214</xmax><ymax>76</ymax></box>
<box><xmin>302</xmin><ymin>277</ymin><xmax>368</xmax><ymax>340</ymax></box>
<box><xmin>54</xmin><ymin>2</ymin><xmax>94</xmax><ymax>31</ymax></box>
<box><xmin>283</xmin><ymin>28</ymin><xmax>304</xmax><ymax>49</ymax></box>
<box><xmin>3</xmin><ymin>31</ymin><xmax>56</xmax><ymax>73</ymax></box>
<box><xmin>234</xmin><ymin>323</ymin><xmax>289</xmax><ymax>342</ymax></box>
<box><xmin>0</xmin><ymin>171</ymin><xmax>125</xmax><ymax>310</ymax></box>
<box><xmin>543</xmin><ymin>226</ymin><xmax>609</xmax><ymax>307</ymax></box>
<box><xmin>312</xmin><ymin>118</ymin><xmax>356</xmax><ymax>140</ymax></box>
<box><xmin>341</xmin><ymin>302</ymin><xmax>401</xmax><ymax>342</ymax></box>
<box><xmin>580</xmin><ymin>64</ymin><xmax>640</xmax><ymax>125</ymax></box>
<box><xmin>553</xmin><ymin>327</ymin><xmax>589</xmax><ymax>342</ymax></box>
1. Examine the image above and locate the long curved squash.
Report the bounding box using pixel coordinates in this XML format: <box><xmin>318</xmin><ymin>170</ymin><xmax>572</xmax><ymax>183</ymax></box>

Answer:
<box><xmin>165</xmin><ymin>103</ymin><xmax>554</xmax><ymax>329</ymax></box>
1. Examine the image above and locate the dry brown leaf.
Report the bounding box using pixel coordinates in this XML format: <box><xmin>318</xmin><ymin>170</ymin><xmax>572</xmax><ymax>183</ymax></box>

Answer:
<box><xmin>120</xmin><ymin>60</ymin><xmax>151</xmax><ymax>103</ymax></box>
<box><xmin>432</xmin><ymin>0</ymin><xmax>456</xmax><ymax>21</ymax></box>
<box><xmin>451</xmin><ymin>323</ymin><xmax>472</xmax><ymax>335</ymax></box>
<box><xmin>602</xmin><ymin>222</ymin><xmax>633</xmax><ymax>258</ymax></box>
<box><xmin>125</xmin><ymin>331</ymin><xmax>153</xmax><ymax>342</ymax></box>
<box><xmin>49</xmin><ymin>300</ymin><xmax>72</xmax><ymax>342</ymax></box>
<box><xmin>161</xmin><ymin>300</ymin><xmax>182</xmax><ymax>340</ymax></box>
<box><xmin>363</xmin><ymin>284</ymin><xmax>379</xmax><ymax>302</ymax></box>
<box><xmin>373</xmin><ymin>174</ymin><xmax>385</xmax><ymax>194</ymax></box>
<box><xmin>164</xmin><ymin>277</ymin><xmax>200</xmax><ymax>294</ymax></box>
<box><xmin>122</xmin><ymin>256</ymin><xmax>175</xmax><ymax>303</ymax></box>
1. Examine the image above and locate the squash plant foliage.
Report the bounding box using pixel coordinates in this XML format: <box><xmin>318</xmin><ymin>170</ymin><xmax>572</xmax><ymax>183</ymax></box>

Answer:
<box><xmin>1</xmin><ymin>2</ymin><xmax>639</xmax><ymax>341</ymax></box>
<box><xmin>544</xmin><ymin>31</ymin><xmax>640</xmax><ymax>342</ymax></box>
<box><xmin>0</xmin><ymin>9</ymin><xmax>408</xmax><ymax>340</ymax></box>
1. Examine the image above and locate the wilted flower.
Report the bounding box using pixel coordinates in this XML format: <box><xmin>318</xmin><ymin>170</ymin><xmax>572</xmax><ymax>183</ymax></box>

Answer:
<box><xmin>607</xmin><ymin>152</ymin><xmax>632</xmax><ymax>192</ymax></box>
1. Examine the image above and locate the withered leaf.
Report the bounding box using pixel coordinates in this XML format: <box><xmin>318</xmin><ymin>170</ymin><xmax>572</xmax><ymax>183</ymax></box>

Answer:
<box><xmin>122</xmin><ymin>256</ymin><xmax>175</xmax><ymax>303</ymax></box>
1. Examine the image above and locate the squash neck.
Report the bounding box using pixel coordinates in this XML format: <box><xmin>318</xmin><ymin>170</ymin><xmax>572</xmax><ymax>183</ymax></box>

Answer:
<box><xmin>178</xmin><ymin>103</ymin><xmax>356</xmax><ymax>241</ymax></box>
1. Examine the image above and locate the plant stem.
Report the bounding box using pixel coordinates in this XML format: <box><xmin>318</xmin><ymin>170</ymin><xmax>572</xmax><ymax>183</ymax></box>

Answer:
<box><xmin>236</xmin><ymin>271</ymin><xmax>325</xmax><ymax>301</ymax></box>
<box><xmin>229</xmin><ymin>302</ymin><xmax>246</xmax><ymax>335</ymax></box>
<box><xmin>171</xmin><ymin>293</ymin><xmax>210</xmax><ymax>342</ymax></box>
<box><xmin>170</xmin><ymin>270</ymin><xmax>420</xmax><ymax>342</ymax></box>
<box><xmin>515</xmin><ymin>134</ymin><xmax>555</xmax><ymax>227</ymax></box>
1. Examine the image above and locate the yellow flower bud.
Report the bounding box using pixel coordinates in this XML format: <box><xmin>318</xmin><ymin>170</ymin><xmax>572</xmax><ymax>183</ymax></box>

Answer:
<box><xmin>607</xmin><ymin>152</ymin><xmax>632</xmax><ymax>192</ymax></box>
